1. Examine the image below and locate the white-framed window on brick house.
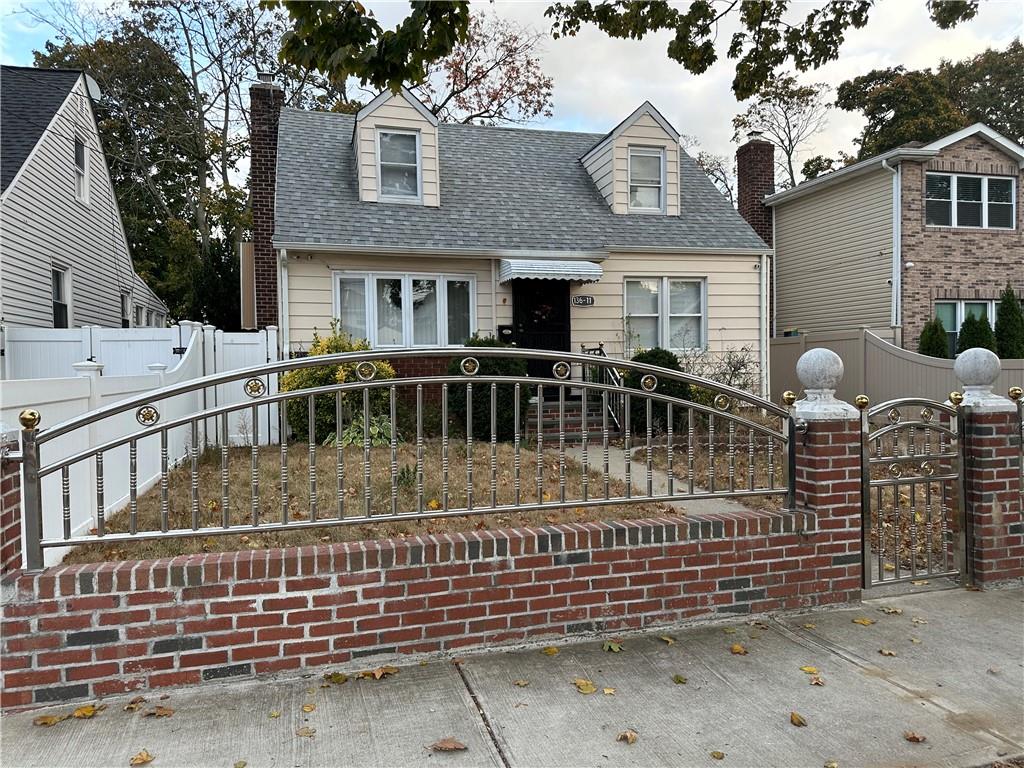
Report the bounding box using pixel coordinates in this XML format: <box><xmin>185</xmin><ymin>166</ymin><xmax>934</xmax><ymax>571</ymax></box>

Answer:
<box><xmin>73</xmin><ymin>135</ymin><xmax>89</xmax><ymax>204</ymax></box>
<box><xmin>925</xmin><ymin>172</ymin><xmax>1016</xmax><ymax>229</ymax></box>
<box><xmin>333</xmin><ymin>271</ymin><xmax>475</xmax><ymax>348</ymax></box>
<box><xmin>625</xmin><ymin>277</ymin><xmax>705</xmax><ymax>353</ymax></box>
<box><xmin>934</xmin><ymin>298</ymin><xmax>1008</xmax><ymax>356</ymax></box>
<box><xmin>376</xmin><ymin>129</ymin><xmax>421</xmax><ymax>202</ymax></box>
<box><xmin>628</xmin><ymin>146</ymin><xmax>665</xmax><ymax>212</ymax></box>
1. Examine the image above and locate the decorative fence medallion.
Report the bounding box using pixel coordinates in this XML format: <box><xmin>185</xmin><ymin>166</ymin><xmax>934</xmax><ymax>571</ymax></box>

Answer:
<box><xmin>920</xmin><ymin>461</ymin><xmax>935</xmax><ymax>476</ymax></box>
<box><xmin>920</xmin><ymin>407</ymin><xmax>934</xmax><ymax>423</ymax></box>
<box><xmin>552</xmin><ymin>361</ymin><xmax>571</xmax><ymax>380</ymax></box>
<box><xmin>888</xmin><ymin>462</ymin><xmax>902</xmax><ymax>479</ymax></box>
<box><xmin>887</xmin><ymin>408</ymin><xmax>902</xmax><ymax>424</ymax></box>
<box><xmin>136</xmin><ymin>405</ymin><xmax>160</xmax><ymax>427</ymax></box>
<box><xmin>243</xmin><ymin>377</ymin><xmax>266</xmax><ymax>398</ymax></box>
<box><xmin>355</xmin><ymin>361</ymin><xmax>377</xmax><ymax>381</ymax></box>
<box><xmin>714</xmin><ymin>394</ymin><xmax>731</xmax><ymax>411</ymax></box>
<box><xmin>640</xmin><ymin>374</ymin><xmax>657</xmax><ymax>392</ymax></box>
<box><xmin>459</xmin><ymin>357</ymin><xmax>479</xmax><ymax>376</ymax></box>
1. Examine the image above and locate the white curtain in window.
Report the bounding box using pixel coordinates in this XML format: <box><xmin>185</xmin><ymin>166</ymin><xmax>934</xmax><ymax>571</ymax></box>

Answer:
<box><xmin>376</xmin><ymin>278</ymin><xmax>404</xmax><ymax>345</ymax></box>
<box><xmin>337</xmin><ymin>277</ymin><xmax>367</xmax><ymax>340</ymax></box>
<box><xmin>446</xmin><ymin>280</ymin><xmax>471</xmax><ymax>344</ymax></box>
<box><xmin>412</xmin><ymin>279</ymin><xmax>438</xmax><ymax>345</ymax></box>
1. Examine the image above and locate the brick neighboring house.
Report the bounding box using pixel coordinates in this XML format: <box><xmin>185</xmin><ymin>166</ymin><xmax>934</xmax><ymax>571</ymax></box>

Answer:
<box><xmin>736</xmin><ymin>123</ymin><xmax>1023</xmax><ymax>353</ymax></box>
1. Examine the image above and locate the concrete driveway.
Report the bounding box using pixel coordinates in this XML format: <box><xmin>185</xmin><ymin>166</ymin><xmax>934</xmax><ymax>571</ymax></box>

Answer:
<box><xmin>2</xmin><ymin>586</ymin><xmax>1021</xmax><ymax>768</ymax></box>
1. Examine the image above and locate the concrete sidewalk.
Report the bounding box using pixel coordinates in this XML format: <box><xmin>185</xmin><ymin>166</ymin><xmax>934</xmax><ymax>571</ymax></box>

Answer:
<box><xmin>2</xmin><ymin>587</ymin><xmax>1021</xmax><ymax>768</ymax></box>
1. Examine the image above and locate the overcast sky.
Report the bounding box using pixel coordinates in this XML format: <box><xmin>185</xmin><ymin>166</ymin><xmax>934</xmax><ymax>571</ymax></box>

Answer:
<box><xmin>4</xmin><ymin>0</ymin><xmax>1022</xmax><ymax>168</ymax></box>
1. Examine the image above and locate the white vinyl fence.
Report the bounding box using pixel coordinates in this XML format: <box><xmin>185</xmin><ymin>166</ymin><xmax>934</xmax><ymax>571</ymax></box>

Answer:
<box><xmin>1</xmin><ymin>324</ymin><xmax>280</xmax><ymax>566</ymax></box>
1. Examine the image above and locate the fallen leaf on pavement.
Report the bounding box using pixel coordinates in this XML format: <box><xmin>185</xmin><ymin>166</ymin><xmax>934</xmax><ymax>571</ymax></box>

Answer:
<box><xmin>616</xmin><ymin>729</ymin><xmax>638</xmax><ymax>745</ymax></box>
<box><xmin>295</xmin><ymin>727</ymin><xmax>316</xmax><ymax>738</ymax></box>
<box><xmin>730</xmin><ymin>643</ymin><xmax>748</xmax><ymax>655</ymax></box>
<box><xmin>541</xmin><ymin>646</ymin><xmax>559</xmax><ymax>656</ymax></box>
<box><xmin>723</xmin><ymin>627</ymin><xmax>737</xmax><ymax>635</ymax></box>
<box><xmin>574</xmin><ymin>678</ymin><xmax>597</xmax><ymax>695</ymax></box>
<box><xmin>673</xmin><ymin>674</ymin><xmax>687</xmax><ymax>684</ymax></box>
<box><xmin>269</xmin><ymin>711</ymin><xmax>281</xmax><ymax>719</ymax></box>
<box><xmin>451</xmin><ymin>658</ymin><xmax>465</xmax><ymax>666</ymax></box>
<box><xmin>301</xmin><ymin>703</ymin><xmax>316</xmax><ymax>713</ymax></box>
<box><xmin>129</xmin><ymin>750</ymin><xmax>154</xmax><ymax>766</ymax></box>
<box><xmin>603</xmin><ymin>640</ymin><xmax>623</xmax><ymax>653</ymax></box>
<box><xmin>791</xmin><ymin>711</ymin><xmax>808</xmax><ymax>727</ymax></box>
<box><xmin>360</xmin><ymin>665</ymin><xmax>398</xmax><ymax>680</ymax></box>
<box><xmin>903</xmin><ymin>731</ymin><xmax>926</xmax><ymax>743</ymax></box>
<box><xmin>429</xmin><ymin>738</ymin><xmax>467</xmax><ymax>752</ymax></box>
<box><xmin>603</xmin><ymin>687</ymin><xmax>616</xmax><ymax>695</ymax></box>
<box><xmin>910</xmin><ymin>638</ymin><xmax>922</xmax><ymax>644</ymax></box>
<box><xmin>234</xmin><ymin>762</ymin><xmax>247</xmax><ymax>768</ymax></box>
<box><xmin>911</xmin><ymin>616</ymin><xmax>928</xmax><ymax>625</ymax></box>
<box><xmin>512</xmin><ymin>679</ymin><xmax>529</xmax><ymax>687</ymax></box>
<box><xmin>810</xmin><ymin>675</ymin><xmax>825</xmax><ymax>686</ymax></box>
<box><xmin>123</xmin><ymin>697</ymin><xmax>146</xmax><ymax>712</ymax></box>
<box><xmin>852</xmin><ymin>618</ymin><xmax>876</xmax><ymax>626</ymax></box>
<box><xmin>879</xmin><ymin>648</ymin><xmax>897</xmax><ymax>657</ymax></box>
<box><xmin>987</xmin><ymin>668</ymin><xmax>1000</xmax><ymax>675</ymax></box>
<box><xmin>802</xmin><ymin>623</ymin><xmax>816</xmax><ymax>629</ymax></box>
<box><xmin>142</xmin><ymin>706</ymin><xmax>174</xmax><ymax>718</ymax></box>
<box><xmin>710</xmin><ymin>751</ymin><xmax>726</xmax><ymax>760</ymax></box>
<box><xmin>824</xmin><ymin>761</ymin><xmax>839</xmax><ymax>768</ymax></box>
<box><xmin>324</xmin><ymin>672</ymin><xmax>348</xmax><ymax>685</ymax></box>
<box><xmin>883</xmin><ymin>563</ymin><xmax>895</xmax><ymax>572</ymax></box>
<box><xmin>911</xmin><ymin>580</ymin><xmax>929</xmax><ymax>586</ymax></box>
<box><xmin>32</xmin><ymin>715</ymin><xmax>66</xmax><ymax>727</ymax></box>
<box><xmin>799</xmin><ymin>666</ymin><xmax>819</xmax><ymax>674</ymax></box>
<box><xmin>73</xmin><ymin>704</ymin><xmax>106</xmax><ymax>719</ymax></box>
<box><xmin>659</xmin><ymin>635</ymin><xmax>675</xmax><ymax>645</ymax></box>
<box><xmin>878</xmin><ymin>606</ymin><xmax>903</xmax><ymax>615</ymax></box>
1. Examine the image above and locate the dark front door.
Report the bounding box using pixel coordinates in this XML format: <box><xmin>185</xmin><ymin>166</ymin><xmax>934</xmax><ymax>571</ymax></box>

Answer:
<box><xmin>512</xmin><ymin>280</ymin><xmax>571</xmax><ymax>378</ymax></box>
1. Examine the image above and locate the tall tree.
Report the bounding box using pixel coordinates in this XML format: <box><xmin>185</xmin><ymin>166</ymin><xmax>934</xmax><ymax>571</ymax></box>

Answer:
<box><xmin>732</xmin><ymin>75</ymin><xmax>830</xmax><ymax>188</ymax></box>
<box><xmin>680</xmin><ymin>135</ymin><xmax>735</xmax><ymax>205</ymax></box>
<box><xmin>941</xmin><ymin>39</ymin><xmax>1024</xmax><ymax>145</ymax></box>
<box><xmin>273</xmin><ymin>1</ymin><xmax>984</xmax><ymax>100</ymax></box>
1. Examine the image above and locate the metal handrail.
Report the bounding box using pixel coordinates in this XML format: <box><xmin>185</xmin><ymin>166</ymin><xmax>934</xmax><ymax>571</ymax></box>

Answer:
<box><xmin>581</xmin><ymin>343</ymin><xmax>624</xmax><ymax>430</ymax></box>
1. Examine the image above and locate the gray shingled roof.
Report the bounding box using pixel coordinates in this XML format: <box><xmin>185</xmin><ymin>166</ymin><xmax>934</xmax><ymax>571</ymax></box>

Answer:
<box><xmin>274</xmin><ymin>109</ymin><xmax>767</xmax><ymax>252</ymax></box>
<box><xmin>1</xmin><ymin>66</ymin><xmax>83</xmax><ymax>194</ymax></box>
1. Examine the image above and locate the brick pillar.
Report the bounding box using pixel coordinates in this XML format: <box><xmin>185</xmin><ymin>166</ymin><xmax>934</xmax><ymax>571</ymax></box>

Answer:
<box><xmin>1</xmin><ymin>439</ymin><xmax>22</xmax><ymax>576</ymax></box>
<box><xmin>250</xmin><ymin>74</ymin><xmax>284</xmax><ymax>330</ymax></box>
<box><xmin>955</xmin><ymin>350</ymin><xmax>1023</xmax><ymax>587</ymax></box>
<box><xmin>790</xmin><ymin>348</ymin><xmax>863</xmax><ymax>602</ymax></box>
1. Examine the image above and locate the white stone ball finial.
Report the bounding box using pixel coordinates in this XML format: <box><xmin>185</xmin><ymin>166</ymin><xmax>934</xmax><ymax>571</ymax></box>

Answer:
<box><xmin>793</xmin><ymin>348</ymin><xmax>858</xmax><ymax>420</ymax></box>
<box><xmin>954</xmin><ymin>347</ymin><xmax>1012</xmax><ymax>411</ymax></box>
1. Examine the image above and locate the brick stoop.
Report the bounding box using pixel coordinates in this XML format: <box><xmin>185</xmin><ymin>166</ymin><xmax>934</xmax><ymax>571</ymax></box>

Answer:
<box><xmin>0</xmin><ymin>506</ymin><xmax>866</xmax><ymax>711</ymax></box>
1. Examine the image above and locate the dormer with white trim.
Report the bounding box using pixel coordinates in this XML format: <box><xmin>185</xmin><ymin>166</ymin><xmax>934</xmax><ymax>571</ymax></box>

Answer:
<box><xmin>581</xmin><ymin>102</ymin><xmax>681</xmax><ymax>216</ymax></box>
<box><xmin>353</xmin><ymin>87</ymin><xmax>440</xmax><ymax>207</ymax></box>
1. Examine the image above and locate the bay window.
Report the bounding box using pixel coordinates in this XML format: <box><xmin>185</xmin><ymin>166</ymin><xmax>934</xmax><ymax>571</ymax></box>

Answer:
<box><xmin>925</xmin><ymin>173</ymin><xmax>1016</xmax><ymax>229</ymax></box>
<box><xmin>334</xmin><ymin>272</ymin><xmax>475</xmax><ymax>347</ymax></box>
<box><xmin>625</xmin><ymin>277</ymin><xmax>705</xmax><ymax>352</ymax></box>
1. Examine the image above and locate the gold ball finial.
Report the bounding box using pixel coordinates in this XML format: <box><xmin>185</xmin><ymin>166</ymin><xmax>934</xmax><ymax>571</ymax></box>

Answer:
<box><xmin>949</xmin><ymin>391</ymin><xmax>964</xmax><ymax>406</ymax></box>
<box><xmin>1009</xmin><ymin>386</ymin><xmax>1023</xmax><ymax>401</ymax></box>
<box><xmin>781</xmin><ymin>391</ymin><xmax>797</xmax><ymax>407</ymax></box>
<box><xmin>854</xmin><ymin>394</ymin><xmax>870</xmax><ymax>410</ymax></box>
<box><xmin>18</xmin><ymin>409</ymin><xmax>41</xmax><ymax>430</ymax></box>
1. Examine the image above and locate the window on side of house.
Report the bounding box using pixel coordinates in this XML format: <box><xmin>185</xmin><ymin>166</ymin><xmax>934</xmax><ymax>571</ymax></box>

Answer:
<box><xmin>934</xmin><ymin>298</ymin><xmax>1002</xmax><ymax>356</ymax></box>
<box><xmin>377</xmin><ymin>130</ymin><xmax>420</xmax><ymax>201</ymax></box>
<box><xmin>625</xmin><ymin>277</ymin><xmax>705</xmax><ymax>353</ymax></box>
<box><xmin>925</xmin><ymin>173</ymin><xmax>1016</xmax><ymax>229</ymax></box>
<box><xmin>120</xmin><ymin>293</ymin><xmax>130</xmax><ymax>328</ymax></box>
<box><xmin>628</xmin><ymin>147</ymin><xmax>664</xmax><ymax>212</ymax></box>
<box><xmin>134</xmin><ymin>305</ymin><xmax>144</xmax><ymax>326</ymax></box>
<box><xmin>52</xmin><ymin>268</ymin><xmax>68</xmax><ymax>328</ymax></box>
<box><xmin>74</xmin><ymin>136</ymin><xmax>88</xmax><ymax>203</ymax></box>
<box><xmin>334</xmin><ymin>272</ymin><xmax>475</xmax><ymax>347</ymax></box>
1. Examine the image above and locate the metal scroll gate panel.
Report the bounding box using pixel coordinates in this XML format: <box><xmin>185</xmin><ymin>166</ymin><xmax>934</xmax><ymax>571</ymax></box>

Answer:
<box><xmin>861</xmin><ymin>398</ymin><xmax>966</xmax><ymax>588</ymax></box>
<box><xmin>17</xmin><ymin>348</ymin><xmax>797</xmax><ymax>570</ymax></box>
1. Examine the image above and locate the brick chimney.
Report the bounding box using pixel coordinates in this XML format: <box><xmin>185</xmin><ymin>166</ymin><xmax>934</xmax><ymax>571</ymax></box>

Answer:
<box><xmin>250</xmin><ymin>73</ymin><xmax>284</xmax><ymax>329</ymax></box>
<box><xmin>736</xmin><ymin>131</ymin><xmax>774</xmax><ymax>247</ymax></box>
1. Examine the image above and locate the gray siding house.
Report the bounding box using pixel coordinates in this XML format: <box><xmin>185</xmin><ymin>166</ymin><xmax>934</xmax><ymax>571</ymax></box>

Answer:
<box><xmin>1</xmin><ymin>65</ymin><xmax>166</xmax><ymax>329</ymax></box>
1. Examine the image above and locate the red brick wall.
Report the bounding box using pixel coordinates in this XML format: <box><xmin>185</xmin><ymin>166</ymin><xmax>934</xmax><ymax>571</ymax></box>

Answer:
<box><xmin>737</xmin><ymin>137</ymin><xmax>774</xmax><ymax>248</ymax></box>
<box><xmin>900</xmin><ymin>137</ymin><xmax>1024</xmax><ymax>349</ymax></box>
<box><xmin>963</xmin><ymin>410</ymin><xmax>1024</xmax><ymax>586</ymax></box>
<box><xmin>250</xmin><ymin>81</ymin><xmax>284</xmax><ymax>329</ymax></box>
<box><xmin>1</xmin><ymin>440</ymin><xmax>22</xmax><ymax>576</ymax></box>
<box><xmin>1</xmin><ymin>508</ymin><xmax>857</xmax><ymax>710</ymax></box>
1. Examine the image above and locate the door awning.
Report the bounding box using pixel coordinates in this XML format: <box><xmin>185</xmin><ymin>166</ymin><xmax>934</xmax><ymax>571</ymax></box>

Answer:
<box><xmin>498</xmin><ymin>259</ymin><xmax>603</xmax><ymax>284</ymax></box>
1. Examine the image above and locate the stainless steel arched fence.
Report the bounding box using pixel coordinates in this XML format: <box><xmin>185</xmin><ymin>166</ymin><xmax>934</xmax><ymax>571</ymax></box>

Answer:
<box><xmin>17</xmin><ymin>348</ymin><xmax>797</xmax><ymax>569</ymax></box>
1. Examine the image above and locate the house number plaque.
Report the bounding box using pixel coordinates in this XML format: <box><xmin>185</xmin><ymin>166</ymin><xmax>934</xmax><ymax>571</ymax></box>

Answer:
<box><xmin>571</xmin><ymin>295</ymin><xmax>595</xmax><ymax>307</ymax></box>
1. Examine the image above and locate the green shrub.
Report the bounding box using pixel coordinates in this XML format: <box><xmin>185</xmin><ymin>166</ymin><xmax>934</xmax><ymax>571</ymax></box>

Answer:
<box><xmin>279</xmin><ymin>321</ymin><xmax>395</xmax><ymax>442</ymax></box>
<box><xmin>330</xmin><ymin>413</ymin><xmax>396</xmax><ymax>448</ymax></box>
<box><xmin>918</xmin><ymin>316</ymin><xmax>949</xmax><ymax>358</ymax></box>
<box><xmin>957</xmin><ymin>312</ymin><xmax>997</xmax><ymax>354</ymax></box>
<box><xmin>446</xmin><ymin>335</ymin><xmax>527</xmax><ymax>441</ymax></box>
<box><xmin>623</xmin><ymin>347</ymin><xmax>691</xmax><ymax>434</ymax></box>
<box><xmin>994</xmin><ymin>283</ymin><xmax>1024</xmax><ymax>359</ymax></box>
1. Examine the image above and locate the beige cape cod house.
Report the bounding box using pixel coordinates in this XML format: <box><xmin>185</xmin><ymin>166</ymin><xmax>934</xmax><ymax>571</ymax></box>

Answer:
<box><xmin>247</xmin><ymin>78</ymin><xmax>771</xmax><ymax>391</ymax></box>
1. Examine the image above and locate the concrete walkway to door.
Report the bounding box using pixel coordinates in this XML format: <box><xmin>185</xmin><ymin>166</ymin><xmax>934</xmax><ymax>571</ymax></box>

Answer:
<box><xmin>5</xmin><ymin>586</ymin><xmax>1021</xmax><ymax>768</ymax></box>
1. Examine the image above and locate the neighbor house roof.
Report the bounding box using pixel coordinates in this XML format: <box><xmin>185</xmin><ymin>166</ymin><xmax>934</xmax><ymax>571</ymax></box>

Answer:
<box><xmin>765</xmin><ymin>122</ymin><xmax>1024</xmax><ymax>207</ymax></box>
<box><xmin>273</xmin><ymin>109</ymin><xmax>768</xmax><ymax>254</ymax></box>
<box><xmin>1</xmin><ymin>65</ymin><xmax>84</xmax><ymax>194</ymax></box>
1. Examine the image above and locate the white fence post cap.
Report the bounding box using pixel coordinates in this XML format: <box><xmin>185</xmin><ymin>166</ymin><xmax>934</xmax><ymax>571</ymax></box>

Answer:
<box><xmin>954</xmin><ymin>347</ymin><xmax>1014</xmax><ymax>412</ymax></box>
<box><xmin>71</xmin><ymin>360</ymin><xmax>104</xmax><ymax>377</ymax></box>
<box><xmin>794</xmin><ymin>348</ymin><xmax>858</xmax><ymax>420</ymax></box>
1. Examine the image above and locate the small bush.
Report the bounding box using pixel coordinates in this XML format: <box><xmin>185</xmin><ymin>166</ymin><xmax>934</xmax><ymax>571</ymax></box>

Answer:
<box><xmin>995</xmin><ymin>283</ymin><xmax>1024</xmax><ymax>359</ymax></box>
<box><xmin>623</xmin><ymin>348</ymin><xmax>690</xmax><ymax>433</ymax></box>
<box><xmin>446</xmin><ymin>335</ymin><xmax>527</xmax><ymax>441</ymax></box>
<box><xmin>957</xmin><ymin>312</ymin><xmax>997</xmax><ymax>354</ymax></box>
<box><xmin>918</xmin><ymin>316</ymin><xmax>949</xmax><ymax>358</ymax></box>
<box><xmin>279</xmin><ymin>322</ymin><xmax>395</xmax><ymax>442</ymax></box>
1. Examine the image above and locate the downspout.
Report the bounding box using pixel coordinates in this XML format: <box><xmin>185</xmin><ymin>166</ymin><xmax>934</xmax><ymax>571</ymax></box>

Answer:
<box><xmin>881</xmin><ymin>159</ymin><xmax>901</xmax><ymax>334</ymax></box>
<box><xmin>760</xmin><ymin>252</ymin><xmax>769</xmax><ymax>398</ymax></box>
<box><xmin>490</xmin><ymin>258</ymin><xmax>497</xmax><ymax>338</ymax></box>
<box><xmin>771</xmin><ymin>214</ymin><xmax>777</xmax><ymax>337</ymax></box>
<box><xmin>278</xmin><ymin>248</ymin><xmax>289</xmax><ymax>358</ymax></box>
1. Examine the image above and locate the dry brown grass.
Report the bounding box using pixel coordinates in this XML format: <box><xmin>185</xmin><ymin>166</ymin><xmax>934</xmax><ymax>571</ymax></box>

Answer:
<box><xmin>63</xmin><ymin>442</ymin><xmax>671</xmax><ymax>564</ymax></box>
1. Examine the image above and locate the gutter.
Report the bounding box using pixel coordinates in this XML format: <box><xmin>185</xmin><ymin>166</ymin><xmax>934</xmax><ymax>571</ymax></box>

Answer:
<box><xmin>881</xmin><ymin>159</ymin><xmax>902</xmax><ymax>329</ymax></box>
<box><xmin>278</xmin><ymin>248</ymin><xmax>289</xmax><ymax>358</ymax></box>
<box><xmin>273</xmin><ymin>242</ymin><xmax>609</xmax><ymax>261</ymax></box>
<box><xmin>603</xmin><ymin>245</ymin><xmax>773</xmax><ymax>256</ymax></box>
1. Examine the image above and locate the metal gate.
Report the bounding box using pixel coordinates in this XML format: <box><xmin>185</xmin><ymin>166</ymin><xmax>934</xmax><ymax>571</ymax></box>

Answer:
<box><xmin>860</xmin><ymin>396</ymin><xmax>967</xmax><ymax>588</ymax></box>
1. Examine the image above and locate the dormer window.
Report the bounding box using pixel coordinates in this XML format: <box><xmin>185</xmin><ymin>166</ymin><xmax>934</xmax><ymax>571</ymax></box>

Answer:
<box><xmin>377</xmin><ymin>129</ymin><xmax>421</xmax><ymax>202</ymax></box>
<box><xmin>628</xmin><ymin>147</ymin><xmax>664</xmax><ymax>212</ymax></box>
